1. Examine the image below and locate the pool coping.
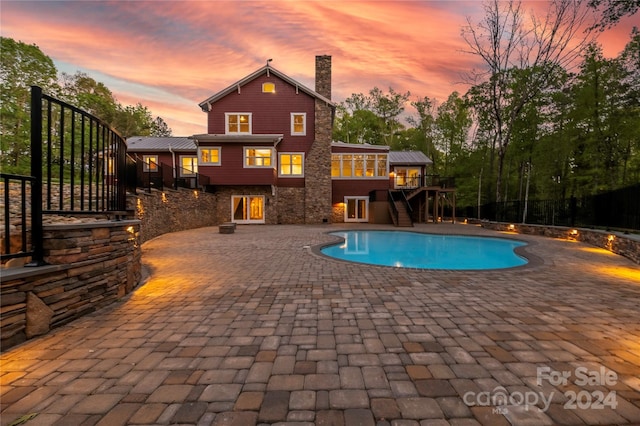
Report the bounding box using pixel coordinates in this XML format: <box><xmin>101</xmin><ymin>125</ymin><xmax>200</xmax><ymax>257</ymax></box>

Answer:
<box><xmin>310</xmin><ymin>228</ymin><xmax>545</xmax><ymax>272</ymax></box>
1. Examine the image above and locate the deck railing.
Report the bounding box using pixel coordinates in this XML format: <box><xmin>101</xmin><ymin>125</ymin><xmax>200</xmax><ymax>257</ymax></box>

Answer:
<box><xmin>1</xmin><ymin>86</ymin><xmax>131</xmax><ymax>265</ymax></box>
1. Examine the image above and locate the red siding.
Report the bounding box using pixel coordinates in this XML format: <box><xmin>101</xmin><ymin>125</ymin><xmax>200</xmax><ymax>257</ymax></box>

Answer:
<box><xmin>332</xmin><ymin>179</ymin><xmax>390</xmax><ymax>204</ymax></box>
<box><xmin>198</xmin><ymin>144</ymin><xmax>276</xmax><ymax>185</ymax></box>
<box><xmin>207</xmin><ymin>74</ymin><xmax>316</xmax><ymax>149</ymax></box>
<box><xmin>202</xmin><ymin>73</ymin><xmax>318</xmax><ymax>188</ymax></box>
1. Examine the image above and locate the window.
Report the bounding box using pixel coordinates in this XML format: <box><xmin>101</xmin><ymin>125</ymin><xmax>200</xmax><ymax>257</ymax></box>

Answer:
<box><xmin>199</xmin><ymin>147</ymin><xmax>221</xmax><ymax>165</ymax></box>
<box><xmin>245</xmin><ymin>148</ymin><xmax>273</xmax><ymax>167</ymax></box>
<box><xmin>180</xmin><ymin>156</ymin><xmax>198</xmax><ymax>176</ymax></box>
<box><xmin>279</xmin><ymin>153</ymin><xmax>304</xmax><ymax>177</ymax></box>
<box><xmin>142</xmin><ymin>155</ymin><xmax>158</xmax><ymax>172</ymax></box>
<box><xmin>291</xmin><ymin>113</ymin><xmax>306</xmax><ymax>135</ymax></box>
<box><xmin>262</xmin><ymin>82</ymin><xmax>275</xmax><ymax>93</ymax></box>
<box><xmin>331</xmin><ymin>153</ymin><xmax>388</xmax><ymax>178</ymax></box>
<box><xmin>226</xmin><ymin>113</ymin><xmax>251</xmax><ymax>134</ymax></box>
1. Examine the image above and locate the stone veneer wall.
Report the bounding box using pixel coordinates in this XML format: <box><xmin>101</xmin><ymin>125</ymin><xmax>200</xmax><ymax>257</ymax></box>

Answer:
<box><xmin>304</xmin><ymin>55</ymin><xmax>333</xmax><ymax>224</ymax></box>
<box><xmin>277</xmin><ymin>187</ymin><xmax>306</xmax><ymax>224</ymax></box>
<box><xmin>480</xmin><ymin>221</ymin><xmax>640</xmax><ymax>265</ymax></box>
<box><xmin>212</xmin><ymin>186</ymin><xmax>275</xmax><ymax>224</ymax></box>
<box><xmin>133</xmin><ymin>188</ymin><xmax>218</xmax><ymax>243</ymax></box>
<box><xmin>1</xmin><ymin>220</ymin><xmax>141</xmax><ymax>350</ymax></box>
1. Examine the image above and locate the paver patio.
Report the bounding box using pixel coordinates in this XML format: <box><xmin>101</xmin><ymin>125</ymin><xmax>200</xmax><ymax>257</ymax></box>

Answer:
<box><xmin>1</xmin><ymin>223</ymin><xmax>639</xmax><ymax>426</ymax></box>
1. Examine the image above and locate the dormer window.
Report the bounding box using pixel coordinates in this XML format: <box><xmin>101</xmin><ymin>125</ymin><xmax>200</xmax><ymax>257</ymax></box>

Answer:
<box><xmin>226</xmin><ymin>113</ymin><xmax>251</xmax><ymax>134</ymax></box>
<box><xmin>262</xmin><ymin>82</ymin><xmax>276</xmax><ymax>93</ymax></box>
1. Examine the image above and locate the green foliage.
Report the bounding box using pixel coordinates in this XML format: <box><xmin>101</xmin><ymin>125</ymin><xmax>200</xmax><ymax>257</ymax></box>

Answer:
<box><xmin>0</xmin><ymin>37</ymin><xmax>173</xmax><ymax>176</ymax></box>
<box><xmin>0</xmin><ymin>37</ymin><xmax>58</xmax><ymax>174</ymax></box>
<box><xmin>333</xmin><ymin>87</ymin><xmax>409</xmax><ymax>146</ymax></box>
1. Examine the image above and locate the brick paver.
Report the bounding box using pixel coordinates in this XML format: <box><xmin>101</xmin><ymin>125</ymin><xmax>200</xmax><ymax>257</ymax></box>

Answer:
<box><xmin>1</xmin><ymin>223</ymin><xmax>639</xmax><ymax>425</ymax></box>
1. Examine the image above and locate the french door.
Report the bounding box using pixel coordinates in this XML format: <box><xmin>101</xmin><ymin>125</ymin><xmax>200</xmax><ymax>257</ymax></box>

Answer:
<box><xmin>232</xmin><ymin>195</ymin><xmax>265</xmax><ymax>223</ymax></box>
<box><xmin>345</xmin><ymin>197</ymin><xmax>368</xmax><ymax>222</ymax></box>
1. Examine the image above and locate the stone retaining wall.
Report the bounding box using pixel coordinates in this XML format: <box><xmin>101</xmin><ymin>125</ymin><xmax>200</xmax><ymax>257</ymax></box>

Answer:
<box><xmin>1</xmin><ymin>220</ymin><xmax>141</xmax><ymax>350</ymax></box>
<box><xmin>133</xmin><ymin>188</ymin><xmax>218</xmax><ymax>243</ymax></box>
<box><xmin>479</xmin><ymin>221</ymin><xmax>640</xmax><ymax>264</ymax></box>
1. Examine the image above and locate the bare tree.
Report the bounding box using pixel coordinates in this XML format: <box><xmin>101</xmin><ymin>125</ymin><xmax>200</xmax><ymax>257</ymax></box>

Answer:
<box><xmin>462</xmin><ymin>0</ymin><xmax>596</xmax><ymax>202</ymax></box>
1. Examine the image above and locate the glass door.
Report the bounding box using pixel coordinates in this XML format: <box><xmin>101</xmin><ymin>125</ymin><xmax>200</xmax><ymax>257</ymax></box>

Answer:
<box><xmin>345</xmin><ymin>197</ymin><xmax>368</xmax><ymax>222</ymax></box>
<box><xmin>232</xmin><ymin>195</ymin><xmax>265</xmax><ymax>223</ymax></box>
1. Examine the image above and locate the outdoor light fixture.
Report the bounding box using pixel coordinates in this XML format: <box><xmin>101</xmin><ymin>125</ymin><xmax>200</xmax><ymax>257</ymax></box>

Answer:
<box><xmin>508</xmin><ymin>224</ymin><xmax>516</xmax><ymax>231</ymax></box>
<box><xmin>161</xmin><ymin>192</ymin><xmax>168</xmax><ymax>203</ymax></box>
<box><xmin>193</xmin><ymin>190</ymin><xmax>199</xmax><ymax>199</ymax></box>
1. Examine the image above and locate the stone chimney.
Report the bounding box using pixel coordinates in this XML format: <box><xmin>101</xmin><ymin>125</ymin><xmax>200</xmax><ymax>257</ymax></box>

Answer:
<box><xmin>315</xmin><ymin>55</ymin><xmax>331</xmax><ymax>100</ymax></box>
<box><xmin>305</xmin><ymin>55</ymin><xmax>333</xmax><ymax>224</ymax></box>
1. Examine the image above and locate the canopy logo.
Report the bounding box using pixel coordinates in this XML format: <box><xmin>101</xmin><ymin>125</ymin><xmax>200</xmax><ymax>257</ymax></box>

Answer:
<box><xmin>463</xmin><ymin>365</ymin><xmax>618</xmax><ymax>415</ymax></box>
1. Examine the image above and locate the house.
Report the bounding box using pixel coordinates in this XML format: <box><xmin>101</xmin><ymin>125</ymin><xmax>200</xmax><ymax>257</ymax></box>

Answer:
<box><xmin>192</xmin><ymin>56</ymin><xmax>335</xmax><ymax>224</ymax></box>
<box><xmin>126</xmin><ymin>136</ymin><xmax>206</xmax><ymax>190</ymax></box>
<box><xmin>126</xmin><ymin>56</ymin><xmax>454</xmax><ymax>225</ymax></box>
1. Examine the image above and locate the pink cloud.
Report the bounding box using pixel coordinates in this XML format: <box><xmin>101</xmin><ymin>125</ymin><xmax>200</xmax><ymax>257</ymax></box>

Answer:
<box><xmin>1</xmin><ymin>0</ymin><xmax>636</xmax><ymax>136</ymax></box>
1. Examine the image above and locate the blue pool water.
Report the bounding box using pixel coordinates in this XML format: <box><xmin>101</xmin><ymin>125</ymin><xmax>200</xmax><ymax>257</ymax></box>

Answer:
<box><xmin>321</xmin><ymin>230</ymin><xmax>528</xmax><ymax>270</ymax></box>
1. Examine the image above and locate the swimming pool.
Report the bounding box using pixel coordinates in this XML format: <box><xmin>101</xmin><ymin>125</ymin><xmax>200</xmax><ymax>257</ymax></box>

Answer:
<box><xmin>321</xmin><ymin>230</ymin><xmax>528</xmax><ymax>270</ymax></box>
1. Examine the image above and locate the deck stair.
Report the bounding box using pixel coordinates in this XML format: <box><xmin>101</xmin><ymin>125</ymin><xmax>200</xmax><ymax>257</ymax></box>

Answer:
<box><xmin>393</xmin><ymin>200</ymin><xmax>413</xmax><ymax>227</ymax></box>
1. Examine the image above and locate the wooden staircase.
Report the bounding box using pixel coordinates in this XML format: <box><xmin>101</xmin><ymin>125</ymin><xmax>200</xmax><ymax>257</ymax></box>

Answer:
<box><xmin>391</xmin><ymin>200</ymin><xmax>413</xmax><ymax>227</ymax></box>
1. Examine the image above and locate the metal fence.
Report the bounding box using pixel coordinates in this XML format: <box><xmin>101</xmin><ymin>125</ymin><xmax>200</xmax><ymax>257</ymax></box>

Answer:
<box><xmin>1</xmin><ymin>86</ymin><xmax>131</xmax><ymax>265</ymax></box>
<box><xmin>461</xmin><ymin>184</ymin><xmax>640</xmax><ymax>231</ymax></box>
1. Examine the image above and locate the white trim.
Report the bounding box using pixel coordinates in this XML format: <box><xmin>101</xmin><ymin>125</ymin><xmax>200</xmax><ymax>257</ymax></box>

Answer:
<box><xmin>290</xmin><ymin>113</ymin><xmax>306</xmax><ymax>136</ymax></box>
<box><xmin>179</xmin><ymin>155</ymin><xmax>198</xmax><ymax>177</ymax></box>
<box><xmin>142</xmin><ymin>155</ymin><xmax>158</xmax><ymax>172</ymax></box>
<box><xmin>244</xmin><ymin>147</ymin><xmax>274</xmax><ymax>168</ymax></box>
<box><xmin>278</xmin><ymin>152</ymin><xmax>305</xmax><ymax>177</ymax></box>
<box><xmin>198</xmin><ymin>147</ymin><xmax>222</xmax><ymax>166</ymax></box>
<box><xmin>344</xmin><ymin>196</ymin><xmax>369</xmax><ymax>222</ymax></box>
<box><xmin>225</xmin><ymin>113</ymin><xmax>252</xmax><ymax>134</ymax></box>
<box><xmin>331</xmin><ymin>153</ymin><xmax>389</xmax><ymax>179</ymax></box>
<box><xmin>231</xmin><ymin>195</ymin><xmax>265</xmax><ymax>224</ymax></box>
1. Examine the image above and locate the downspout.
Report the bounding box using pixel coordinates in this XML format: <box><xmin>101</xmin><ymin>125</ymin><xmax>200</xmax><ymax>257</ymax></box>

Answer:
<box><xmin>169</xmin><ymin>145</ymin><xmax>176</xmax><ymax>190</ymax></box>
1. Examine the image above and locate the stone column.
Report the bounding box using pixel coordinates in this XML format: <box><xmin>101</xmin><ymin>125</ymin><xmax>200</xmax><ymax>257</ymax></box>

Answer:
<box><xmin>304</xmin><ymin>55</ymin><xmax>333</xmax><ymax>224</ymax></box>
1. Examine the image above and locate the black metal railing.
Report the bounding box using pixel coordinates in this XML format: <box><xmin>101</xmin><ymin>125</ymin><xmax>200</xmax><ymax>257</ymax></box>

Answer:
<box><xmin>38</xmin><ymin>86</ymin><xmax>129</xmax><ymax>214</ymax></box>
<box><xmin>1</xmin><ymin>86</ymin><xmax>131</xmax><ymax>265</ymax></box>
<box><xmin>392</xmin><ymin>174</ymin><xmax>455</xmax><ymax>189</ymax></box>
<box><xmin>136</xmin><ymin>158</ymin><xmax>211</xmax><ymax>192</ymax></box>
<box><xmin>462</xmin><ymin>184</ymin><xmax>640</xmax><ymax>231</ymax></box>
<box><xmin>1</xmin><ymin>174</ymin><xmax>36</xmax><ymax>261</ymax></box>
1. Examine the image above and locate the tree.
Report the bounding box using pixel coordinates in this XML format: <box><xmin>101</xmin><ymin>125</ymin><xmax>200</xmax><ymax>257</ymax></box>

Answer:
<box><xmin>151</xmin><ymin>116</ymin><xmax>173</xmax><ymax>137</ymax></box>
<box><xmin>59</xmin><ymin>71</ymin><xmax>119</xmax><ymax>125</ymax></box>
<box><xmin>368</xmin><ymin>87</ymin><xmax>410</xmax><ymax>146</ymax></box>
<box><xmin>462</xmin><ymin>0</ymin><xmax>596</xmax><ymax>202</ymax></box>
<box><xmin>0</xmin><ymin>37</ymin><xmax>58</xmax><ymax>172</ymax></box>
<box><xmin>435</xmin><ymin>92</ymin><xmax>472</xmax><ymax>177</ymax></box>
<box><xmin>588</xmin><ymin>0</ymin><xmax>640</xmax><ymax>31</ymax></box>
<box><xmin>333</xmin><ymin>87</ymin><xmax>409</xmax><ymax>146</ymax></box>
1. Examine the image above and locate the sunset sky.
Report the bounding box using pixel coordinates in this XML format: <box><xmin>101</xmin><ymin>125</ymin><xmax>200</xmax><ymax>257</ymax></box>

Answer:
<box><xmin>2</xmin><ymin>1</ymin><xmax>637</xmax><ymax>136</ymax></box>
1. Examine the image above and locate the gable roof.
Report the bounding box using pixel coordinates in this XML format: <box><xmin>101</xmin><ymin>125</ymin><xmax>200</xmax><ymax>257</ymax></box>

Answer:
<box><xmin>198</xmin><ymin>64</ymin><xmax>335</xmax><ymax>112</ymax></box>
<box><xmin>389</xmin><ymin>151</ymin><xmax>433</xmax><ymax>165</ymax></box>
<box><xmin>126</xmin><ymin>137</ymin><xmax>196</xmax><ymax>152</ymax></box>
